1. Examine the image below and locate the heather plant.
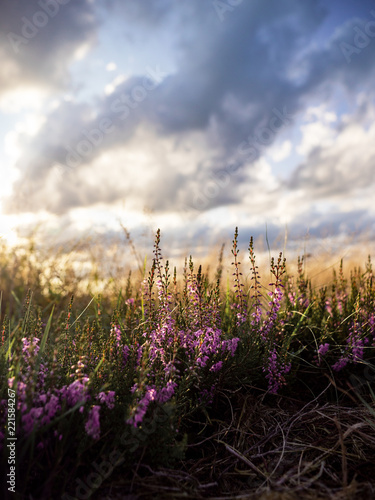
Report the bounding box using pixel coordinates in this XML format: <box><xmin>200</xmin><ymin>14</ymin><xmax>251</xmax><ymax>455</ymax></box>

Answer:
<box><xmin>231</xmin><ymin>227</ymin><xmax>247</xmax><ymax>327</ymax></box>
<box><xmin>0</xmin><ymin>229</ymin><xmax>375</xmax><ymax>498</ymax></box>
<box><xmin>248</xmin><ymin>236</ymin><xmax>262</xmax><ymax>327</ymax></box>
<box><xmin>126</xmin><ymin>230</ymin><xmax>240</xmax><ymax>429</ymax></box>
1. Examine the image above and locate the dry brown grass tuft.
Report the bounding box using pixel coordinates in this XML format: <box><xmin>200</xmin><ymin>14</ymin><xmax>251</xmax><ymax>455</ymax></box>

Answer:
<box><xmin>93</xmin><ymin>379</ymin><xmax>375</xmax><ymax>500</ymax></box>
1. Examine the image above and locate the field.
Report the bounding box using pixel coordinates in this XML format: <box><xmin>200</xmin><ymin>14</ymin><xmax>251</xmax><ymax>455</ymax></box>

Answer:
<box><xmin>1</xmin><ymin>228</ymin><xmax>375</xmax><ymax>500</ymax></box>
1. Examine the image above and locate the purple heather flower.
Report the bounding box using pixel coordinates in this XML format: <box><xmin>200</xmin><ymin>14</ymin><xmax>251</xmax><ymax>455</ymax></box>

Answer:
<box><xmin>259</xmin><ymin>287</ymin><xmax>283</xmax><ymax>341</ymax></box>
<box><xmin>127</xmin><ymin>395</ymin><xmax>150</xmax><ymax>427</ymax></box>
<box><xmin>164</xmin><ymin>360</ymin><xmax>176</xmax><ymax>377</ymax></box>
<box><xmin>122</xmin><ymin>345</ymin><xmax>130</xmax><ymax>366</ymax></box>
<box><xmin>64</xmin><ymin>378</ymin><xmax>89</xmax><ymax>407</ymax></box>
<box><xmin>97</xmin><ymin>391</ymin><xmax>116</xmax><ymax>409</ymax></box>
<box><xmin>131</xmin><ymin>383</ymin><xmax>138</xmax><ymax>394</ymax></box>
<box><xmin>127</xmin><ymin>380</ymin><xmax>177</xmax><ymax>427</ymax></box>
<box><xmin>157</xmin><ymin>380</ymin><xmax>177</xmax><ymax>403</ymax></box>
<box><xmin>222</xmin><ymin>337</ymin><xmax>240</xmax><ymax>357</ymax></box>
<box><xmin>85</xmin><ymin>405</ymin><xmax>101</xmax><ymax>440</ymax></box>
<box><xmin>332</xmin><ymin>357</ymin><xmax>348</xmax><ymax>372</ymax></box>
<box><xmin>21</xmin><ymin>337</ymin><xmax>40</xmax><ymax>358</ymax></box>
<box><xmin>263</xmin><ymin>348</ymin><xmax>291</xmax><ymax>394</ymax></box>
<box><xmin>147</xmin><ymin>388</ymin><xmax>158</xmax><ymax>401</ymax></box>
<box><xmin>22</xmin><ymin>407</ymin><xmax>44</xmax><ymax>435</ymax></box>
<box><xmin>39</xmin><ymin>394</ymin><xmax>47</xmax><ymax>405</ymax></box>
<box><xmin>251</xmin><ymin>304</ymin><xmax>262</xmax><ymax>326</ymax></box>
<box><xmin>210</xmin><ymin>361</ymin><xmax>223</xmax><ymax>372</ymax></box>
<box><xmin>325</xmin><ymin>299</ymin><xmax>332</xmax><ymax>315</ymax></box>
<box><xmin>236</xmin><ymin>311</ymin><xmax>248</xmax><ymax>326</ymax></box>
<box><xmin>288</xmin><ymin>290</ymin><xmax>296</xmax><ymax>307</ymax></box>
<box><xmin>350</xmin><ymin>334</ymin><xmax>367</xmax><ymax>361</ymax></box>
<box><xmin>196</xmin><ymin>355</ymin><xmax>209</xmax><ymax>368</ymax></box>
<box><xmin>318</xmin><ymin>343</ymin><xmax>330</xmax><ymax>357</ymax></box>
<box><xmin>332</xmin><ymin>320</ymin><xmax>367</xmax><ymax>370</ymax></box>
<box><xmin>40</xmin><ymin>392</ymin><xmax>61</xmax><ymax>425</ymax></box>
<box><xmin>111</xmin><ymin>326</ymin><xmax>122</xmax><ymax>346</ymax></box>
<box><xmin>314</xmin><ymin>343</ymin><xmax>330</xmax><ymax>366</ymax></box>
<box><xmin>297</xmin><ymin>293</ymin><xmax>309</xmax><ymax>309</ymax></box>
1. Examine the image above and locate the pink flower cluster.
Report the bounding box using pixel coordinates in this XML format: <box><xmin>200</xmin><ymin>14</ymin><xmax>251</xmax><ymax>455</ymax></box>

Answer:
<box><xmin>127</xmin><ymin>380</ymin><xmax>177</xmax><ymax>427</ymax></box>
<box><xmin>263</xmin><ymin>348</ymin><xmax>291</xmax><ymax>394</ymax></box>
<box><xmin>332</xmin><ymin>320</ymin><xmax>368</xmax><ymax>371</ymax></box>
<box><xmin>259</xmin><ymin>287</ymin><xmax>283</xmax><ymax>342</ymax></box>
<box><xmin>314</xmin><ymin>342</ymin><xmax>330</xmax><ymax>366</ymax></box>
<box><xmin>2</xmin><ymin>336</ymin><xmax>117</xmax><ymax>448</ymax></box>
<box><xmin>85</xmin><ymin>405</ymin><xmax>101</xmax><ymax>440</ymax></box>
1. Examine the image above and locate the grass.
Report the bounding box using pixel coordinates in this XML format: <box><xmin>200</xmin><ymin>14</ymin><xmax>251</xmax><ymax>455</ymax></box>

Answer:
<box><xmin>0</xmin><ymin>227</ymin><xmax>374</xmax><ymax>500</ymax></box>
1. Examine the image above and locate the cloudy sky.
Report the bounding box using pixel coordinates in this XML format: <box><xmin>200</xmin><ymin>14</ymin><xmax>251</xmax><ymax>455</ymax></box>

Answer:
<box><xmin>1</xmin><ymin>0</ymin><xmax>375</xmax><ymax>256</ymax></box>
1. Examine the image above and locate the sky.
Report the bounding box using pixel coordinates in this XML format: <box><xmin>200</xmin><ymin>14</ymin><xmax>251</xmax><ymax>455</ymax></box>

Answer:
<box><xmin>1</xmin><ymin>0</ymin><xmax>375</xmax><ymax>258</ymax></box>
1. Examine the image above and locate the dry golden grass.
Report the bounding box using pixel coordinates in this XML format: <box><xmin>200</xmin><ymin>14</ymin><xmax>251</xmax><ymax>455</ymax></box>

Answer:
<box><xmin>1</xmin><ymin>226</ymin><xmax>373</xmax><ymax>319</ymax></box>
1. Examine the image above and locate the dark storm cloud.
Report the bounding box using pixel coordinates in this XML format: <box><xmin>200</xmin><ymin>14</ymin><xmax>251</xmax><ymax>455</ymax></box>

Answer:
<box><xmin>0</xmin><ymin>0</ymin><xmax>98</xmax><ymax>94</ymax></box>
<box><xmin>144</xmin><ymin>0</ymin><xmax>326</xmax><ymax>139</ymax></box>
<box><xmin>295</xmin><ymin>17</ymin><xmax>375</xmax><ymax>96</ymax></box>
<box><xmin>3</xmin><ymin>0</ymin><xmax>375</xmax><ymax>217</ymax></box>
<box><xmin>104</xmin><ymin>0</ymin><xmax>182</xmax><ymax>26</ymax></box>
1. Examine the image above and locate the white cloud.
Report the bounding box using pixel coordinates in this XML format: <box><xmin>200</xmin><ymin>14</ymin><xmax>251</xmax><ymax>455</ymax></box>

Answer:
<box><xmin>290</xmin><ymin>102</ymin><xmax>375</xmax><ymax>202</ymax></box>
<box><xmin>104</xmin><ymin>74</ymin><xmax>128</xmax><ymax>95</ymax></box>
<box><xmin>106</xmin><ymin>62</ymin><xmax>117</xmax><ymax>71</ymax></box>
<box><xmin>73</xmin><ymin>42</ymin><xmax>93</xmax><ymax>61</ymax></box>
<box><xmin>305</xmin><ymin>105</ymin><xmax>337</xmax><ymax>123</ymax></box>
<box><xmin>0</xmin><ymin>88</ymin><xmax>46</xmax><ymax>113</ymax></box>
<box><xmin>4</xmin><ymin>112</ymin><xmax>46</xmax><ymax>169</ymax></box>
<box><xmin>268</xmin><ymin>140</ymin><xmax>292</xmax><ymax>162</ymax></box>
<box><xmin>296</xmin><ymin>119</ymin><xmax>336</xmax><ymax>156</ymax></box>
